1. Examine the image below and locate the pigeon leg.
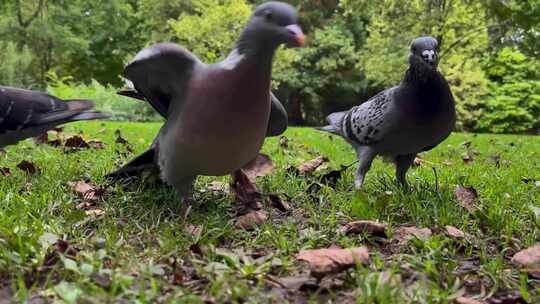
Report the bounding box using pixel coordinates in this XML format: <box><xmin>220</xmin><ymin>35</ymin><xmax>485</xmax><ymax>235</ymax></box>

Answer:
<box><xmin>354</xmin><ymin>147</ymin><xmax>376</xmax><ymax>189</ymax></box>
<box><xmin>173</xmin><ymin>176</ymin><xmax>196</xmax><ymax>221</ymax></box>
<box><xmin>394</xmin><ymin>154</ymin><xmax>416</xmax><ymax>187</ymax></box>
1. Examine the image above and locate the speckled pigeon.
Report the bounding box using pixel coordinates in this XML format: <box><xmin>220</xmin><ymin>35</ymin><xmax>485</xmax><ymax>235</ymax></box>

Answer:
<box><xmin>0</xmin><ymin>86</ymin><xmax>109</xmax><ymax>148</ymax></box>
<box><xmin>107</xmin><ymin>2</ymin><xmax>304</xmax><ymax>199</ymax></box>
<box><xmin>317</xmin><ymin>36</ymin><xmax>456</xmax><ymax>188</ymax></box>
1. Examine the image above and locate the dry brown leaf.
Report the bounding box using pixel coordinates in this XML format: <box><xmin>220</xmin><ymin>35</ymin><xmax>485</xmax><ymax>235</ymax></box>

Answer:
<box><xmin>33</xmin><ymin>133</ymin><xmax>49</xmax><ymax>145</ymax></box>
<box><xmin>462</xmin><ymin>153</ymin><xmax>473</xmax><ymax>164</ymax></box>
<box><xmin>231</xmin><ymin>170</ymin><xmax>263</xmax><ymax>211</ymax></box>
<box><xmin>267</xmin><ymin>193</ymin><xmax>290</xmax><ymax>213</ymax></box>
<box><xmin>185</xmin><ymin>224</ymin><xmax>202</xmax><ymax>236</ymax></box>
<box><xmin>206</xmin><ymin>181</ymin><xmax>230</xmax><ymax>194</ymax></box>
<box><xmin>393</xmin><ymin>226</ymin><xmax>432</xmax><ymax>243</ymax></box>
<box><xmin>85</xmin><ymin>208</ymin><xmax>105</xmax><ymax>216</ymax></box>
<box><xmin>236</xmin><ymin>210</ymin><xmax>268</xmax><ymax>230</ymax></box>
<box><xmin>297</xmin><ymin>156</ymin><xmax>328</xmax><ymax>175</ymax></box>
<box><xmin>279</xmin><ymin>136</ymin><xmax>289</xmax><ymax>148</ymax></box>
<box><xmin>68</xmin><ymin>181</ymin><xmax>105</xmax><ymax>202</ymax></box>
<box><xmin>511</xmin><ymin>245</ymin><xmax>540</xmax><ymax>267</ymax></box>
<box><xmin>455</xmin><ymin>297</ymin><xmax>482</xmax><ymax>304</ymax></box>
<box><xmin>296</xmin><ymin>247</ymin><xmax>369</xmax><ymax>278</ymax></box>
<box><xmin>88</xmin><ymin>140</ymin><xmax>106</xmax><ymax>149</ymax></box>
<box><xmin>0</xmin><ymin>167</ymin><xmax>11</xmax><ymax>177</ymax></box>
<box><xmin>241</xmin><ymin>154</ymin><xmax>274</xmax><ymax>180</ymax></box>
<box><xmin>64</xmin><ymin>135</ymin><xmax>90</xmax><ymax>149</ymax></box>
<box><xmin>454</xmin><ymin>185</ymin><xmax>478</xmax><ymax>212</ymax></box>
<box><xmin>445</xmin><ymin>225</ymin><xmax>466</xmax><ymax>239</ymax></box>
<box><xmin>17</xmin><ymin>160</ymin><xmax>38</xmax><ymax>174</ymax></box>
<box><xmin>342</xmin><ymin>220</ymin><xmax>388</xmax><ymax>237</ymax></box>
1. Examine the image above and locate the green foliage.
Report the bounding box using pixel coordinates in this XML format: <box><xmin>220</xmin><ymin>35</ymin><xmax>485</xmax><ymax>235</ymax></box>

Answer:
<box><xmin>46</xmin><ymin>72</ymin><xmax>162</xmax><ymax>122</ymax></box>
<box><xmin>477</xmin><ymin>47</ymin><xmax>540</xmax><ymax>133</ymax></box>
<box><xmin>169</xmin><ymin>0</ymin><xmax>252</xmax><ymax>63</ymax></box>
<box><xmin>0</xmin><ymin>41</ymin><xmax>34</xmax><ymax>87</ymax></box>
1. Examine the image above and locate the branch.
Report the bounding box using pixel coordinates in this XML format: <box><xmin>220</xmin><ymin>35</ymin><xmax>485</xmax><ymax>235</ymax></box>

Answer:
<box><xmin>15</xmin><ymin>0</ymin><xmax>44</xmax><ymax>28</ymax></box>
<box><xmin>439</xmin><ymin>20</ymin><xmax>511</xmax><ymax>59</ymax></box>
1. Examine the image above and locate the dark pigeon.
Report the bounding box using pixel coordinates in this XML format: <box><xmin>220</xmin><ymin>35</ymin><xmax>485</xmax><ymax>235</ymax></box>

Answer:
<box><xmin>108</xmin><ymin>2</ymin><xmax>304</xmax><ymax>199</ymax></box>
<box><xmin>317</xmin><ymin>36</ymin><xmax>456</xmax><ymax>188</ymax></box>
<box><xmin>0</xmin><ymin>86</ymin><xmax>109</xmax><ymax>148</ymax></box>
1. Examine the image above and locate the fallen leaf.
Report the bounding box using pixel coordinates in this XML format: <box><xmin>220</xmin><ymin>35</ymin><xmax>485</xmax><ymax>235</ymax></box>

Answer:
<box><xmin>279</xmin><ymin>136</ymin><xmax>288</xmax><ymax>148</ymax></box>
<box><xmin>443</xmin><ymin>160</ymin><xmax>454</xmax><ymax>166</ymax></box>
<box><xmin>64</xmin><ymin>135</ymin><xmax>90</xmax><ymax>149</ymax></box>
<box><xmin>393</xmin><ymin>226</ymin><xmax>432</xmax><ymax>243</ymax></box>
<box><xmin>0</xmin><ymin>167</ymin><xmax>11</xmax><ymax>177</ymax></box>
<box><xmin>455</xmin><ymin>297</ymin><xmax>482</xmax><ymax>304</ymax></box>
<box><xmin>297</xmin><ymin>156</ymin><xmax>328</xmax><ymax>175</ymax></box>
<box><xmin>454</xmin><ymin>185</ymin><xmax>478</xmax><ymax>212</ymax></box>
<box><xmin>231</xmin><ymin>170</ymin><xmax>263</xmax><ymax>211</ymax></box>
<box><xmin>267</xmin><ymin>193</ymin><xmax>290</xmax><ymax>213</ymax></box>
<box><xmin>17</xmin><ymin>160</ymin><xmax>38</xmax><ymax>174</ymax></box>
<box><xmin>85</xmin><ymin>208</ymin><xmax>105</xmax><ymax>217</ymax></box>
<box><xmin>47</xmin><ymin>138</ymin><xmax>62</xmax><ymax>147</ymax></box>
<box><xmin>205</xmin><ymin>181</ymin><xmax>230</xmax><ymax>194</ymax></box>
<box><xmin>91</xmin><ymin>273</ymin><xmax>111</xmax><ymax>288</ymax></box>
<box><xmin>33</xmin><ymin>133</ymin><xmax>49</xmax><ymax>145</ymax></box>
<box><xmin>462</xmin><ymin>153</ymin><xmax>473</xmax><ymax>164</ymax></box>
<box><xmin>268</xmin><ymin>275</ymin><xmax>313</xmax><ymax>290</ymax></box>
<box><xmin>512</xmin><ymin>245</ymin><xmax>540</xmax><ymax>267</ymax></box>
<box><xmin>185</xmin><ymin>224</ymin><xmax>202</xmax><ymax>236</ymax></box>
<box><xmin>296</xmin><ymin>247</ymin><xmax>369</xmax><ymax>278</ymax></box>
<box><xmin>236</xmin><ymin>210</ymin><xmax>267</xmax><ymax>230</ymax></box>
<box><xmin>318</xmin><ymin>165</ymin><xmax>347</xmax><ymax>186</ymax></box>
<box><xmin>241</xmin><ymin>154</ymin><xmax>274</xmax><ymax>180</ymax></box>
<box><xmin>413</xmin><ymin>157</ymin><xmax>424</xmax><ymax>166</ymax></box>
<box><xmin>68</xmin><ymin>181</ymin><xmax>105</xmax><ymax>202</ymax></box>
<box><xmin>342</xmin><ymin>220</ymin><xmax>388</xmax><ymax>237</ymax></box>
<box><xmin>87</xmin><ymin>140</ymin><xmax>105</xmax><ymax>149</ymax></box>
<box><xmin>486</xmin><ymin>290</ymin><xmax>527</xmax><ymax>304</ymax></box>
<box><xmin>445</xmin><ymin>225</ymin><xmax>466</xmax><ymax>239</ymax></box>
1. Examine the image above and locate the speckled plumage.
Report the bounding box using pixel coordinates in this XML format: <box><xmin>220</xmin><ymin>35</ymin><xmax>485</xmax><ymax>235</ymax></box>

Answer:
<box><xmin>318</xmin><ymin>36</ymin><xmax>456</xmax><ymax>188</ymax></box>
<box><xmin>0</xmin><ymin>86</ymin><xmax>109</xmax><ymax>148</ymax></box>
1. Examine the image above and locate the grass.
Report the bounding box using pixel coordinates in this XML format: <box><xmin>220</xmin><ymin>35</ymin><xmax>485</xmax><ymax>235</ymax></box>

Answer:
<box><xmin>0</xmin><ymin>120</ymin><xmax>539</xmax><ymax>303</ymax></box>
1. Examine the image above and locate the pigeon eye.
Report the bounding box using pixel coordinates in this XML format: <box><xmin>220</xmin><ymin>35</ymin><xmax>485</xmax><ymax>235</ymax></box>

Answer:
<box><xmin>264</xmin><ymin>10</ymin><xmax>273</xmax><ymax>21</ymax></box>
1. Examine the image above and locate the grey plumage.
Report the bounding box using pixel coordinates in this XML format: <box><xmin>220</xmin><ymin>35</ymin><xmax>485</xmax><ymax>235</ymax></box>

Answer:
<box><xmin>108</xmin><ymin>2</ymin><xmax>303</xmax><ymax>198</ymax></box>
<box><xmin>317</xmin><ymin>36</ymin><xmax>456</xmax><ymax>188</ymax></box>
<box><xmin>0</xmin><ymin>86</ymin><xmax>109</xmax><ymax>148</ymax></box>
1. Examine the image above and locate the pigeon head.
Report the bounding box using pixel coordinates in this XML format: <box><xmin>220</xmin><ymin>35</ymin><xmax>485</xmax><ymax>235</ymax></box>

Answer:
<box><xmin>409</xmin><ymin>36</ymin><xmax>439</xmax><ymax>69</ymax></box>
<box><xmin>237</xmin><ymin>2</ymin><xmax>305</xmax><ymax>55</ymax></box>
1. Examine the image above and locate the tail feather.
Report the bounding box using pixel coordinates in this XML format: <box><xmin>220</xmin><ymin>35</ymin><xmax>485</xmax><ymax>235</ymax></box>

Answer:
<box><xmin>107</xmin><ymin>148</ymin><xmax>157</xmax><ymax>180</ymax></box>
<box><xmin>315</xmin><ymin>110</ymin><xmax>347</xmax><ymax>135</ymax></box>
<box><xmin>117</xmin><ymin>89</ymin><xmax>146</xmax><ymax>101</ymax></box>
<box><xmin>68</xmin><ymin>111</ymin><xmax>110</xmax><ymax>122</ymax></box>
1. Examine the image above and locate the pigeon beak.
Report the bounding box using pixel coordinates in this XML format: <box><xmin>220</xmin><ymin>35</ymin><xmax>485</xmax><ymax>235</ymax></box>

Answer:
<box><xmin>285</xmin><ymin>24</ymin><xmax>306</xmax><ymax>47</ymax></box>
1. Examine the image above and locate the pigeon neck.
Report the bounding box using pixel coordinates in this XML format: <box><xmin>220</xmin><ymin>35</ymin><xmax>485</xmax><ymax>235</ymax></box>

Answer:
<box><xmin>235</xmin><ymin>27</ymin><xmax>279</xmax><ymax>67</ymax></box>
<box><xmin>402</xmin><ymin>62</ymin><xmax>441</xmax><ymax>87</ymax></box>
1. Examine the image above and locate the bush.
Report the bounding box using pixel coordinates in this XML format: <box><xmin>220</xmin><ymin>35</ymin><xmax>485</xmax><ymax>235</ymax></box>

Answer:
<box><xmin>478</xmin><ymin>48</ymin><xmax>540</xmax><ymax>133</ymax></box>
<box><xmin>0</xmin><ymin>42</ymin><xmax>35</xmax><ymax>88</ymax></box>
<box><xmin>46</xmin><ymin>73</ymin><xmax>162</xmax><ymax>122</ymax></box>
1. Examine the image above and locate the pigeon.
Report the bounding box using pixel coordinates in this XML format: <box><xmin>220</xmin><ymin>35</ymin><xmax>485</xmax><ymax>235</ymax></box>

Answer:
<box><xmin>0</xmin><ymin>85</ymin><xmax>109</xmax><ymax>148</ymax></box>
<box><xmin>317</xmin><ymin>36</ymin><xmax>456</xmax><ymax>188</ymax></box>
<box><xmin>107</xmin><ymin>2</ymin><xmax>304</xmax><ymax>200</ymax></box>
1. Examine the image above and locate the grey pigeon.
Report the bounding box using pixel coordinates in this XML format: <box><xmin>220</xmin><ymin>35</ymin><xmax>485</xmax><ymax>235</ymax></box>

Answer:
<box><xmin>0</xmin><ymin>86</ymin><xmax>109</xmax><ymax>148</ymax></box>
<box><xmin>108</xmin><ymin>2</ymin><xmax>305</xmax><ymax>199</ymax></box>
<box><xmin>317</xmin><ymin>36</ymin><xmax>456</xmax><ymax>188</ymax></box>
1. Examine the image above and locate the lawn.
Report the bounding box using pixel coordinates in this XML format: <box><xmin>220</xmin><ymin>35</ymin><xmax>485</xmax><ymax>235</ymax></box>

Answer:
<box><xmin>1</xmin><ymin>121</ymin><xmax>539</xmax><ymax>303</ymax></box>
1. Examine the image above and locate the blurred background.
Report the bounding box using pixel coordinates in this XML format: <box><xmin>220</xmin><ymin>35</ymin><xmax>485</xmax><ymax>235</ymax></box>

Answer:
<box><xmin>0</xmin><ymin>0</ymin><xmax>538</xmax><ymax>133</ymax></box>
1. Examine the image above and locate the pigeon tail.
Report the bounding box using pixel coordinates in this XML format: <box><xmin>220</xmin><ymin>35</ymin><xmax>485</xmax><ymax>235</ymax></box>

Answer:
<box><xmin>107</xmin><ymin>148</ymin><xmax>157</xmax><ymax>180</ymax></box>
<box><xmin>315</xmin><ymin>110</ymin><xmax>347</xmax><ymax>135</ymax></box>
<box><xmin>118</xmin><ymin>89</ymin><xmax>146</xmax><ymax>101</ymax></box>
